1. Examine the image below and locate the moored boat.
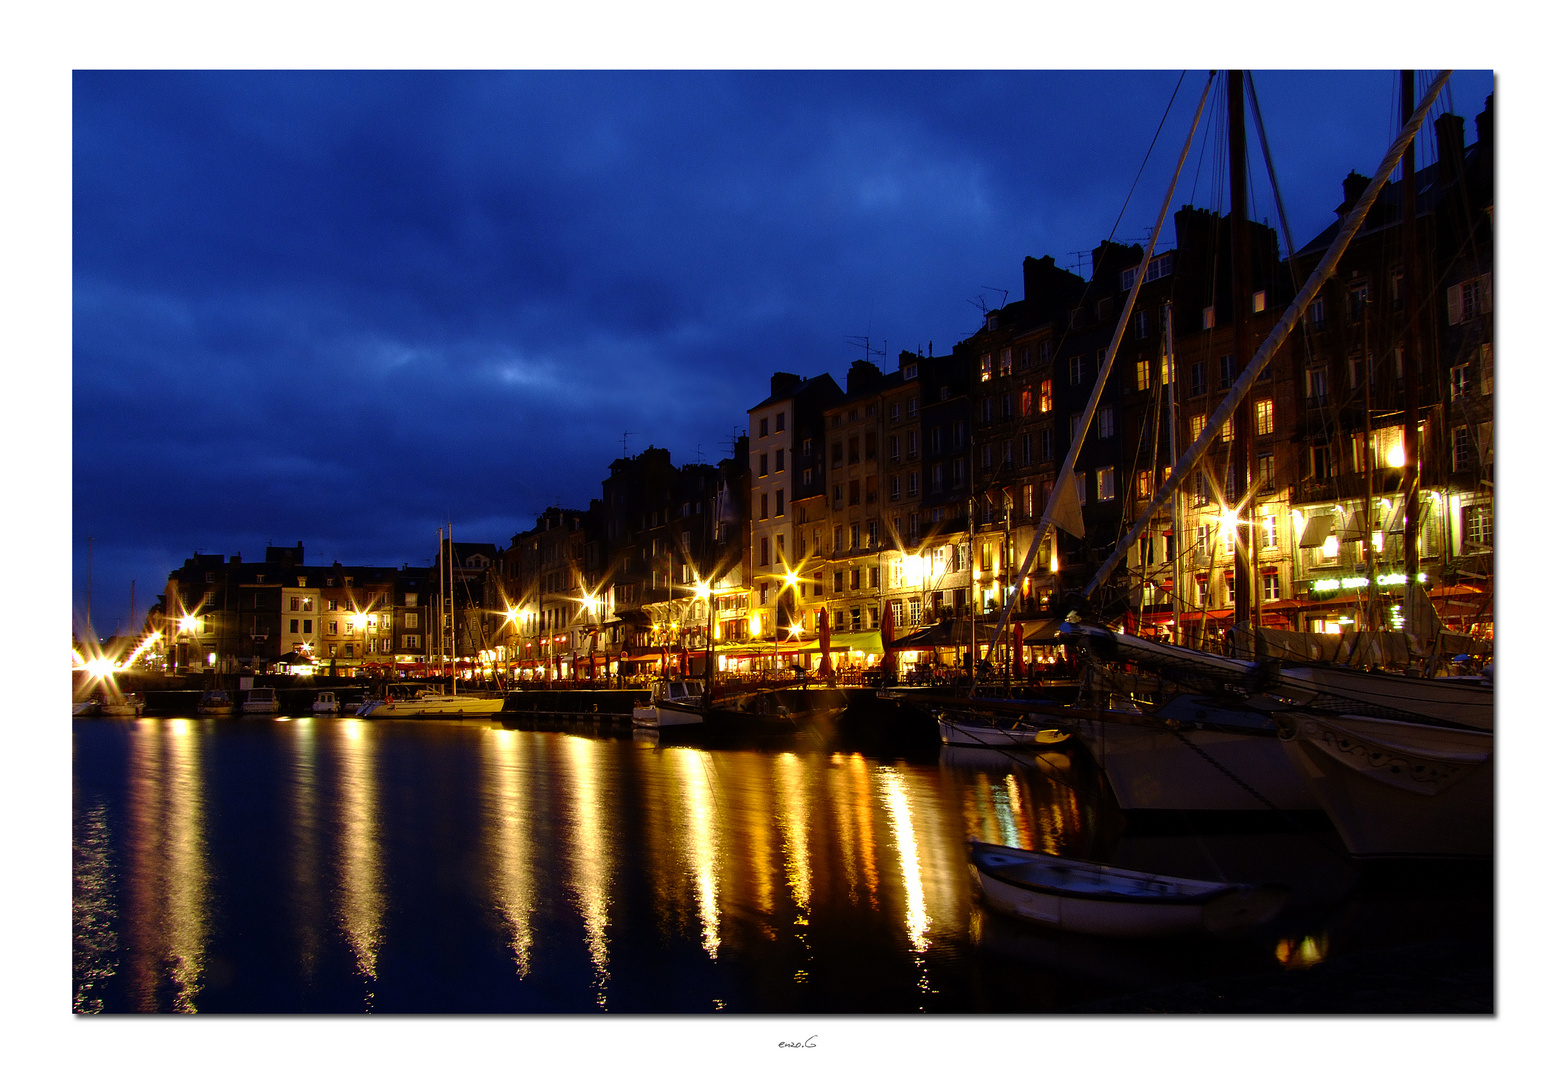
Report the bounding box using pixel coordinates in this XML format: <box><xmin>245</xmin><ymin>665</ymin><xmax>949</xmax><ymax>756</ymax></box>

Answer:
<box><xmin>357</xmin><ymin>684</ymin><xmax>506</xmax><ymax>719</ymax></box>
<box><xmin>631</xmin><ymin>679</ymin><xmax>705</xmax><ymax>729</ymax></box>
<box><xmin>936</xmin><ymin>710</ymin><xmax>1068</xmax><ymax>749</ymax></box>
<box><xmin>1035</xmin><ymin>695</ymin><xmax>1319</xmax><ymax>813</ymax></box>
<box><xmin>72</xmin><ymin>699</ymin><xmax>100</xmax><ymax>718</ymax></box>
<box><xmin>242</xmin><ymin>687</ymin><xmax>279</xmax><ymax>715</ymax></box>
<box><xmin>311</xmin><ymin>691</ymin><xmax>340</xmax><ymax>715</ymax></box>
<box><xmin>197</xmin><ymin>689</ymin><xmax>236</xmax><ymax>716</ymax></box>
<box><xmin>968</xmin><ymin>840</ymin><xmax>1288</xmax><ymax>937</ymax></box>
<box><xmin>99</xmin><ymin>692</ymin><xmax>144</xmax><ymax>718</ymax></box>
<box><xmin>1275</xmin><ymin>711</ymin><xmax>1493</xmax><ymax>858</ymax></box>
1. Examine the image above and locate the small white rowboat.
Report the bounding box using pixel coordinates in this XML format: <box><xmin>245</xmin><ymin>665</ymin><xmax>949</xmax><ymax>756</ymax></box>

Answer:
<box><xmin>969</xmin><ymin>841</ymin><xmax>1287</xmax><ymax>938</ymax></box>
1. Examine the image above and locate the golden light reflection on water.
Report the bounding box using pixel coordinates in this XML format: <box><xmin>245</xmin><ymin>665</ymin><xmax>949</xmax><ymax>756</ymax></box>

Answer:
<box><xmin>484</xmin><ymin>729</ymin><xmax>535</xmax><ymax>979</ymax></box>
<box><xmin>775</xmin><ymin>753</ymin><xmax>813</xmax><ymax>983</ymax></box>
<box><xmin>673</xmin><ymin>749</ymin><xmax>722</xmax><ymax>959</ymax></box>
<box><xmin>72</xmin><ymin>801</ymin><xmax>118</xmax><ymax>1013</ymax></box>
<box><xmin>825</xmin><ymin>753</ymin><xmax>882</xmax><ymax>908</ymax></box>
<box><xmin>877</xmin><ymin>769</ymin><xmax>931</xmax><ymax>955</ymax></box>
<box><xmin>290</xmin><ymin>718</ymin><xmax>323</xmax><ymax>981</ymax></box>
<box><xmin>563</xmin><ymin>735</ymin><xmax>612</xmax><ymax>1008</ymax></box>
<box><xmin>1275</xmin><ymin>934</ymin><xmax>1330</xmax><ymax>969</ymax></box>
<box><xmin>727</xmin><ymin>755</ymin><xmax>776</xmax><ymax>933</ymax></box>
<box><xmin>336</xmin><ymin>720</ymin><xmax>384</xmax><ymax>1003</ymax></box>
<box><xmin>124</xmin><ymin>718</ymin><xmax>210</xmax><ymax>1012</ymax></box>
<box><xmin>958</xmin><ymin>764</ymin><xmax>1085</xmax><ymax>857</ymax></box>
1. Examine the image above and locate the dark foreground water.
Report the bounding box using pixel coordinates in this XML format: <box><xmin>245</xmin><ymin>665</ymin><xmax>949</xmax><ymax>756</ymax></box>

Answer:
<box><xmin>71</xmin><ymin>714</ymin><xmax>1492</xmax><ymax>1014</ymax></box>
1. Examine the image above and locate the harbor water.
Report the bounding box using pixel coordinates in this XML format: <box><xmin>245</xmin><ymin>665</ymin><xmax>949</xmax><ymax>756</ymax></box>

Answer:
<box><xmin>71</xmin><ymin>712</ymin><xmax>1492</xmax><ymax>1013</ymax></box>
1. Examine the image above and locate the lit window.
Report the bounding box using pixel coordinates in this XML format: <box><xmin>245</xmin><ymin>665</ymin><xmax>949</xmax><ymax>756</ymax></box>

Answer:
<box><xmin>1255</xmin><ymin>399</ymin><xmax>1274</xmax><ymax>436</ymax></box>
<box><xmin>1252</xmin><ymin>290</ymin><xmax>1266</xmax><ymax>313</ymax></box>
<box><xmin>1135</xmin><ymin>359</ymin><xmax>1150</xmax><ymax>392</ymax></box>
<box><xmin>1262</xmin><ymin>568</ymin><xmax>1281</xmax><ymax>601</ymax></box>
<box><xmin>1203</xmin><ymin>306</ymin><xmax>1216</xmax><ymax>329</ymax></box>
<box><xmin>1039</xmin><ymin>379</ymin><xmax>1053</xmax><ymax>413</ymax></box>
<box><xmin>1096</xmin><ymin>467</ymin><xmax>1114</xmax><ymax>501</ymax></box>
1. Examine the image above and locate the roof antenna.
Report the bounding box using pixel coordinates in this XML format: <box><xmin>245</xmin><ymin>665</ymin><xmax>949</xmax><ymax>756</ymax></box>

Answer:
<box><xmin>845</xmin><ymin>334</ymin><xmax>887</xmax><ymax>370</ymax></box>
<box><xmin>621</xmin><ymin>431</ymin><xmax>638</xmax><ymax>457</ymax></box>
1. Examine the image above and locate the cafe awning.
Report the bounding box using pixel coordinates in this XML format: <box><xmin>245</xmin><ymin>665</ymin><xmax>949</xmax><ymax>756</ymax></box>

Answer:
<box><xmin>795</xmin><ymin>631</ymin><xmax>884</xmax><ymax>654</ymax></box>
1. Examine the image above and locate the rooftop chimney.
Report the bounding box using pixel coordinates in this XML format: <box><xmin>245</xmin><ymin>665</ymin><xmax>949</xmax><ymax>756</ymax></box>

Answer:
<box><xmin>770</xmin><ymin>372</ymin><xmax>803</xmax><ymax>398</ymax></box>
<box><xmin>1435</xmin><ymin>113</ymin><xmax>1466</xmax><ymax>187</ymax></box>
<box><xmin>1339</xmin><ymin>171</ymin><xmax>1372</xmax><ymax>215</ymax></box>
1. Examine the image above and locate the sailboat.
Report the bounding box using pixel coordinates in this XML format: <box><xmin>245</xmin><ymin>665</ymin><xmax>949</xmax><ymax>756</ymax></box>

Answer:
<box><xmin>1031</xmin><ymin>72</ymin><xmax>1490</xmax><ymax>854</ymax></box>
<box><xmin>359</xmin><ymin>526</ymin><xmax>507</xmax><ymax>719</ymax></box>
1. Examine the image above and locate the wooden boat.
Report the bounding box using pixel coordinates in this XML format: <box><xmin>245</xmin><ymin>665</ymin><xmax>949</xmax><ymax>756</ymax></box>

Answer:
<box><xmin>197</xmin><ymin>689</ymin><xmax>236</xmax><ymax>716</ymax></box>
<box><xmin>1033</xmin><ymin>695</ymin><xmax>1319</xmax><ymax>813</ymax></box>
<box><xmin>631</xmin><ymin>679</ymin><xmax>705</xmax><ymax>729</ymax></box>
<box><xmin>357</xmin><ymin>684</ymin><xmax>505</xmax><ymax>719</ymax></box>
<box><xmin>1275</xmin><ymin>712</ymin><xmax>1492</xmax><ymax>858</ymax></box>
<box><xmin>936</xmin><ymin>710</ymin><xmax>1069</xmax><ymax>749</ymax></box>
<box><xmin>241</xmin><ymin>687</ymin><xmax>279</xmax><ymax>715</ymax></box>
<box><xmin>99</xmin><ymin>692</ymin><xmax>144</xmax><ymax>718</ymax></box>
<box><xmin>311</xmin><ymin>691</ymin><xmax>340</xmax><ymax>715</ymax></box>
<box><xmin>969</xmin><ymin>841</ymin><xmax>1288</xmax><ymax>937</ymax></box>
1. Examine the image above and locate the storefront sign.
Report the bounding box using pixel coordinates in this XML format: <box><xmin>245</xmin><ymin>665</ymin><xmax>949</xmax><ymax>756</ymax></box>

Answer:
<box><xmin>1310</xmin><ymin>571</ymin><xmax>1428</xmax><ymax>594</ymax></box>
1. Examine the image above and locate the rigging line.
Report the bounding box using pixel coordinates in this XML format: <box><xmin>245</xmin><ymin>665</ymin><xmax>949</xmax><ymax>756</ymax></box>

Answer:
<box><xmin>1105</xmin><ymin>70</ymin><xmax>1188</xmax><ymax>245</ymax></box>
<box><xmin>981</xmin><ymin>73</ymin><xmax>1216</xmax><ymax>670</ymax></box>
<box><xmin>1084</xmin><ymin>73</ymin><xmax>1453</xmax><ymax>600</ymax></box>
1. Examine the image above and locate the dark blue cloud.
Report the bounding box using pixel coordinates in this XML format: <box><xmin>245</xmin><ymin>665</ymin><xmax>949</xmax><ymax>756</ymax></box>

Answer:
<box><xmin>72</xmin><ymin>69</ymin><xmax>1494</xmax><ymax>636</ymax></box>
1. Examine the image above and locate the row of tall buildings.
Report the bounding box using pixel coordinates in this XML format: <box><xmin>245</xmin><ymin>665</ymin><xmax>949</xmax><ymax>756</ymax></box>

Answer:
<box><xmin>158</xmin><ymin>97</ymin><xmax>1494</xmax><ymax>680</ymax></box>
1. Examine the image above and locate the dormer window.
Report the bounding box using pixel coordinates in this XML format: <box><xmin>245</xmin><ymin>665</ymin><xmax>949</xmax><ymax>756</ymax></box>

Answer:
<box><xmin>902</xmin><ymin>363</ymin><xmax>918</xmax><ymax>380</ymax></box>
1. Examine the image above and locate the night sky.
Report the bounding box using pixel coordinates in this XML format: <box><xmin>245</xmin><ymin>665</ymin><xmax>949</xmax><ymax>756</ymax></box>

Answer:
<box><xmin>70</xmin><ymin>69</ymin><xmax>1495</xmax><ymax>639</ymax></box>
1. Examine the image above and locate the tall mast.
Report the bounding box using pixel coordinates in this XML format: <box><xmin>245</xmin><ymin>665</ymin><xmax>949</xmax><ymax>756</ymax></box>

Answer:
<box><xmin>1400</xmin><ymin>70</ymin><xmax>1424</xmax><ymax>629</ymax></box>
<box><xmin>1363</xmin><ymin>298</ymin><xmax>1378</xmax><ymax>637</ymax></box>
<box><xmin>1228</xmin><ymin>70</ymin><xmax>1257</xmax><ymax>657</ymax></box>
<box><xmin>1165</xmin><ymin>303</ymin><xmax>1181</xmax><ymax>642</ymax></box>
<box><xmin>448</xmin><ymin>523</ymin><xmax>456</xmax><ymax>694</ymax></box>
<box><xmin>1085</xmin><ymin>73</ymin><xmax>1452</xmax><ymax>600</ymax></box>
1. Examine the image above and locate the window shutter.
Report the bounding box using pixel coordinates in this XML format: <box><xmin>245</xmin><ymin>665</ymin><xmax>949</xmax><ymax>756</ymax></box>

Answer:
<box><xmin>1447</xmin><ymin>284</ymin><xmax>1463</xmax><ymax>325</ymax></box>
<box><xmin>1480</xmin><ymin>273</ymin><xmax>1492</xmax><ymax>315</ymax></box>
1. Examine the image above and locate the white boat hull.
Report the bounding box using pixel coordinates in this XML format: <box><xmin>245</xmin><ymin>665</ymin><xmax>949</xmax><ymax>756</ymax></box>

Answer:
<box><xmin>969</xmin><ymin>842</ymin><xmax>1287</xmax><ymax>937</ymax></box>
<box><xmin>1278</xmin><ymin>713</ymin><xmax>1493</xmax><ymax>858</ymax></box>
<box><xmin>99</xmin><ymin>703</ymin><xmax>142</xmax><ymax>718</ymax></box>
<box><xmin>358</xmin><ymin>694</ymin><xmax>506</xmax><ymax>719</ymax></box>
<box><xmin>632</xmin><ymin>701</ymin><xmax>704</xmax><ymax>728</ymax></box>
<box><xmin>938</xmin><ymin>717</ymin><xmax>1052</xmax><ymax>748</ymax></box>
<box><xmin>1272</xmin><ymin>665</ymin><xmax>1494</xmax><ymax>731</ymax></box>
<box><xmin>1053</xmin><ymin>713</ymin><xmax>1317</xmax><ymax>812</ymax></box>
